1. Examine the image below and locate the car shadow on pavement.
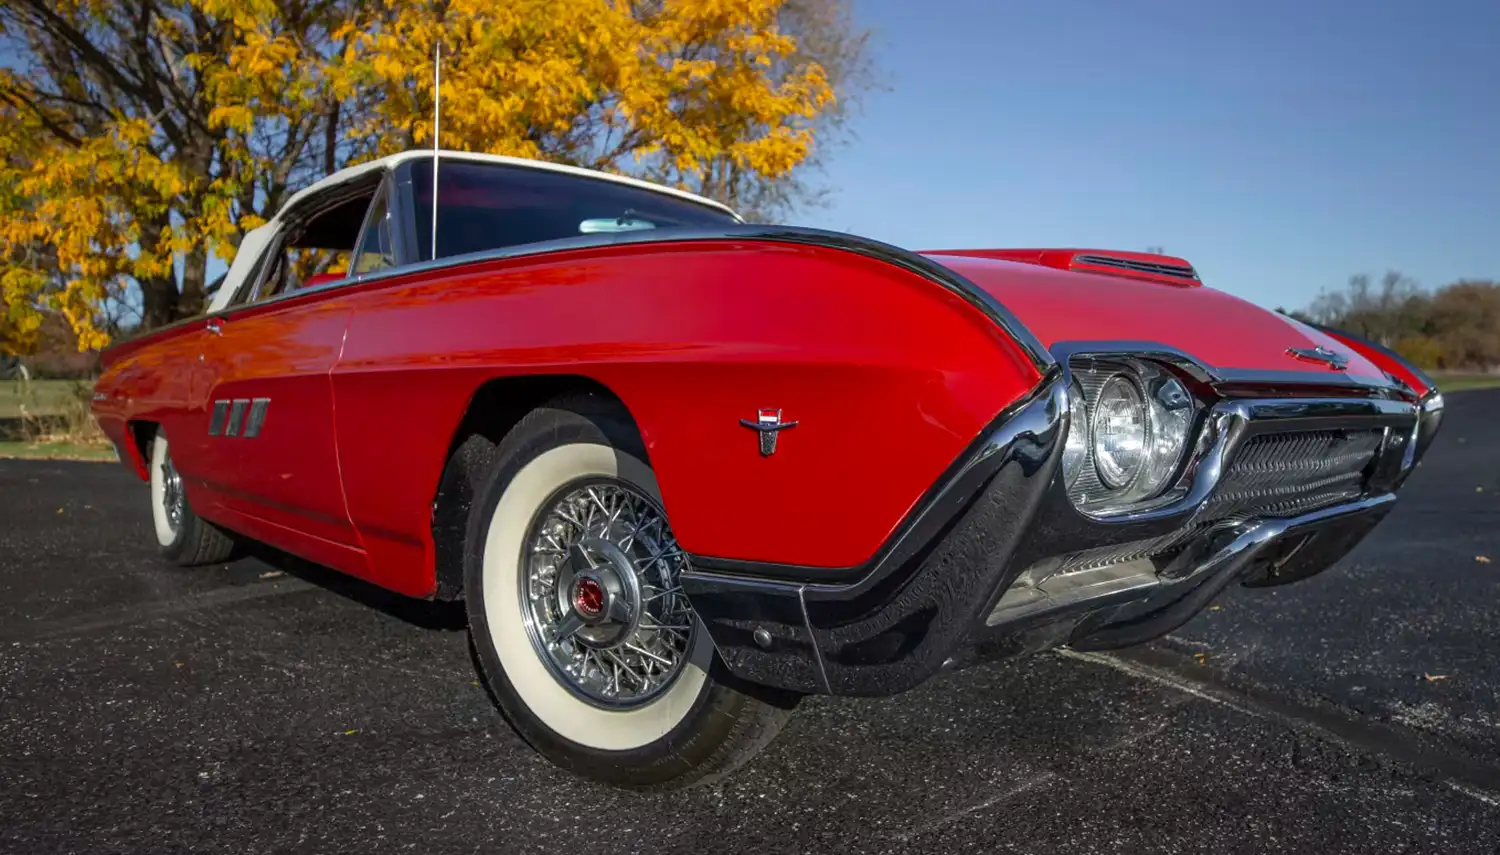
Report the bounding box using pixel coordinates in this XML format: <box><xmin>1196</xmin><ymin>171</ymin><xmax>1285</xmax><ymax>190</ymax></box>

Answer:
<box><xmin>234</xmin><ymin>540</ymin><xmax>469</xmax><ymax>632</ymax></box>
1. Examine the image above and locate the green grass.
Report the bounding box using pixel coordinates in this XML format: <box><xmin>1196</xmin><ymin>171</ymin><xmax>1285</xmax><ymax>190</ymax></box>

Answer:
<box><xmin>0</xmin><ymin>378</ymin><xmax>94</xmax><ymax>419</ymax></box>
<box><xmin>1432</xmin><ymin>373</ymin><xmax>1500</xmax><ymax>393</ymax></box>
<box><xmin>0</xmin><ymin>440</ymin><xmax>117</xmax><ymax>461</ymax></box>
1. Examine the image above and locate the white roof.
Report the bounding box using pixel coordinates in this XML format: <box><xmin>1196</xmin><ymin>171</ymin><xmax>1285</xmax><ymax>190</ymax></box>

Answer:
<box><xmin>208</xmin><ymin>150</ymin><xmax>741</xmax><ymax>314</ymax></box>
<box><xmin>208</xmin><ymin>223</ymin><xmax>278</xmax><ymax>313</ymax></box>
<box><xmin>272</xmin><ymin>149</ymin><xmax>739</xmax><ymax>225</ymax></box>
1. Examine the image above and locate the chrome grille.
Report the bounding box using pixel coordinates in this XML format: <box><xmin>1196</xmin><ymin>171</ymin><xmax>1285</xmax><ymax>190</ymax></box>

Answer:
<box><xmin>1202</xmin><ymin>429</ymin><xmax>1385</xmax><ymax>521</ymax></box>
<box><xmin>1040</xmin><ymin>531</ymin><xmax>1192</xmax><ymax>577</ymax></box>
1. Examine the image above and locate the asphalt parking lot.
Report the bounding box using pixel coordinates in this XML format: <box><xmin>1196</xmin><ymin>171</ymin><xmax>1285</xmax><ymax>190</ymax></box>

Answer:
<box><xmin>3</xmin><ymin>391</ymin><xmax>1498</xmax><ymax>854</ymax></box>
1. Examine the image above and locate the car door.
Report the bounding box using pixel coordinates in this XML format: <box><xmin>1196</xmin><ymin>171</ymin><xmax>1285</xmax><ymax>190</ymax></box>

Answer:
<box><xmin>192</xmin><ymin>188</ymin><xmax>382</xmax><ymax>552</ymax></box>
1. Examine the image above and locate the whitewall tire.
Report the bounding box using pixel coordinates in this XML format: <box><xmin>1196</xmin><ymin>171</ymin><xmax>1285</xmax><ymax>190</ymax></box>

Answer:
<box><xmin>462</xmin><ymin>394</ymin><xmax>796</xmax><ymax>790</ymax></box>
<box><xmin>148</xmin><ymin>428</ymin><xmax>236</xmax><ymax>566</ymax></box>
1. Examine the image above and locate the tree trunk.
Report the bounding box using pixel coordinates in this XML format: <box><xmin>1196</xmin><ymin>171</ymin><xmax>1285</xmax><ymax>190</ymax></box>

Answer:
<box><xmin>177</xmin><ymin>244</ymin><xmax>209</xmax><ymax>319</ymax></box>
<box><xmin>138</xmin><ymin>275</ymin><xmax>180</xmax><ymax>330</ymax></box>
<box><xmin>136</xmin><ymin>210</ymin><xmax>181</xmax><ymax>330</ymax></box>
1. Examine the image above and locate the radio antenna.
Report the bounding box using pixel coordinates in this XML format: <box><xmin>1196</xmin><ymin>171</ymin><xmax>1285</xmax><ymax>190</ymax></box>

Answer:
<box><xmin>430</xmin><ymin>42</ymin><xmax>441</xmax><ymax>260</ymax></box>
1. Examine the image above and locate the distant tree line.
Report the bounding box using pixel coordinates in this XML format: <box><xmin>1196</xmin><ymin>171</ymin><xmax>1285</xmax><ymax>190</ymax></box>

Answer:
<box><xmin>1279</xmin><ymin>272</ymin><xmax>1500</xmax><ymax>372</ymax></box>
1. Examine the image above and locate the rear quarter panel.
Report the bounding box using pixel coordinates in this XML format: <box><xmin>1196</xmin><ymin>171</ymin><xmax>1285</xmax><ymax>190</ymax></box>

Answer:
<box><xmin>329</xmin><ymin>239</ymin><xmax>1042</xmax><ymax>594</ymax></box>
<box><xmin>92</xmin><ymin>321</ymin><xmax>209</xmax><ymax>480</ymax></box>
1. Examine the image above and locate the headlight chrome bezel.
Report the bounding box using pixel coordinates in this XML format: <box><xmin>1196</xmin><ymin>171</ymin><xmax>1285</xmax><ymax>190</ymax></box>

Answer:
<box><xmin>1091</xmin><ymin>373</ymin><xmax>1151</xmax><ymax>490</ymax></box>
<box><xmin>1063</xmin><ymin>356</ymin><xmax>1203</xmax><ymax>517</ymax></box>
<box><xmin>1062</xmin><ymin>379</ymin><xmax>1090</xmax><ymax>490</ymax></box>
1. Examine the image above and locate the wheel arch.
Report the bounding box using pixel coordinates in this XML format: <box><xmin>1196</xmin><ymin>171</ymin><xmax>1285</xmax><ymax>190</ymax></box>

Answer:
<box><xmin>121</xmin><ymin>419</ymin><xmax>159</xmax><ymax>480</ymax></box>
<box><xmin>430</xmin><ymin>372</ymin><xmax>645</xmax><ymax>601</ymax></box>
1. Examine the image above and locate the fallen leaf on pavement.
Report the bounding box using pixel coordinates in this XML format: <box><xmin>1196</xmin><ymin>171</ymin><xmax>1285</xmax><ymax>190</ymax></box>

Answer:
<box><xmin>1193</xmin><ymin>652</ymin><xmax>1207</xmax><ymax>664</ymax></box>
<box><xmin>1208</xmin><ymin>604</ymin><xmax>1222</xmax><ymax>611</ymax></box>
<box><xmin>1424</xmin><ymin>673</ymin><xmax>1449</xmax><ymax>682</ymax></box>
<box><xmin>342</xmin><ymin>729</ymin><xmax>358</xmax><ymax>736</ymax></box>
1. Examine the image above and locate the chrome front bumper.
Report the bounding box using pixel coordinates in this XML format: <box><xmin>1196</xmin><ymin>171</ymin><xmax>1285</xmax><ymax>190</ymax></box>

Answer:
<box><xmin>987</xmin><ymin>493</ymin><xmax>1397</xmax><ymax>652</ymax></box>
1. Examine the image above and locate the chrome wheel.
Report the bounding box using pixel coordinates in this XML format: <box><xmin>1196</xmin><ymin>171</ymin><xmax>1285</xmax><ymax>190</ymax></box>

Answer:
<box><xmin>160</xmin><ymin>453</ymin><xmax>184</xmax><ymax>533</ymax></box>
<box><xmin>520</xmin><ymin>479</ymin><xmax>696</xmax><ymax>709</ymax></box>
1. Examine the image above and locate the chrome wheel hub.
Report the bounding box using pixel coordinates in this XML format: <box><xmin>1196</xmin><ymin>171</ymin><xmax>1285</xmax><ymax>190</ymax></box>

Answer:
<box><xmin>160</xmin><ymin>454</ymin><xmax>184</xmax><ymax>532</ymax></box>
<box><xmin>520</xmin><ymin>480</ymin><xmax>696</xmax><ymax>709</ymax></box>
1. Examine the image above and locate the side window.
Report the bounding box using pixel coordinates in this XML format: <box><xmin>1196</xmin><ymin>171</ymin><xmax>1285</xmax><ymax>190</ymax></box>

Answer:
<box><xmin>352</xmin><ymin>186</ymin><xmax>394</xmax><ymax>275</ymax></box>
<box><xmin>232</xmin><ymin>175</ymin><xmax>388</xmax><ymax>305</ymax></box>
<box><xmin>242</xmin><ymin>243</ymin><xmax>291</xmax><ymax>305</ymax></box>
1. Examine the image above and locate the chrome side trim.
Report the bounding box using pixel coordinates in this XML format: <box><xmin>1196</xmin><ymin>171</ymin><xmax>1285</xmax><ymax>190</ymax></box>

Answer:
<box><xmin>243</xmin><ymin>398</ymin><xmax>271</xmax><ymax>438</ymax></box>
<box><xmin>224</xmin><ymin>399</ymin><xmax>249</xmax><ymax>437</ymax></box>
<box><xmin>204</xmin><ymin>224</ymin><xmax>1054</xmax><ymax>371</ymax></box>
<box><xmin>208</xmin><ymin>400</ymin><xmax>230</xmax><ymax>437</ymax></box>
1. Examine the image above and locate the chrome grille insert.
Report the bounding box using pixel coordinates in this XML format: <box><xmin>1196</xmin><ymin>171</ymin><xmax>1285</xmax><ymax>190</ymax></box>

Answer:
<box><xmin>1203</xmin><ymin>429</ymin><xmax>1384</xmax><ymax>521</ymax></box>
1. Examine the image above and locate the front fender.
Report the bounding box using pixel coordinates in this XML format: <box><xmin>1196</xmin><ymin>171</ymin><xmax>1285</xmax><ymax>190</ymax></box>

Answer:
<box><xmin>330</xmin><ymin>236</ymin><xmax>1044</xmax><ymax>584</ymax></box>
<box><xmin>553</xmin><ymin>241</ymin><xmax>1047</xmax><ymax>572</ymax></box>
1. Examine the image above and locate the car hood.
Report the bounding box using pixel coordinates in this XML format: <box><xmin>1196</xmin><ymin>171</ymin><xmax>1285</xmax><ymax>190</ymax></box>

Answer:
<box><xmin>923</xmin><ymin>252</ymin><xmax>1388</xmax><ymax>383</ymax></box>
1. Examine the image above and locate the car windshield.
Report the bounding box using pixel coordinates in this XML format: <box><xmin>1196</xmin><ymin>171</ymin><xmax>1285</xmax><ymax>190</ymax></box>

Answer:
<box><xmin>408</xmin><ymin>160</ymin><xmax>738</xmax><ymax>261</ymax></box>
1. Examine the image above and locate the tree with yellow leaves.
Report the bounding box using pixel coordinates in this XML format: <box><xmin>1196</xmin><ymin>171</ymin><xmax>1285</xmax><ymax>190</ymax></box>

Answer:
<box><xmin>0</xmin><ymin>0</ymin><xmax>868</xmax><ymax>354</ymax></box>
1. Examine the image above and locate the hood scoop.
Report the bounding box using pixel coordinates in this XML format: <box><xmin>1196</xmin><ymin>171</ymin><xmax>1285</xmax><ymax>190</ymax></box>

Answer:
<box><xmin>924</xmin><ymin>248</ymin><xmax>1201</xmax><ymax>288</ymax></box>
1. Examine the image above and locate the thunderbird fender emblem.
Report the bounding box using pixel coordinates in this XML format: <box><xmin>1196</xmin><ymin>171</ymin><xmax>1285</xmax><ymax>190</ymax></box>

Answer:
<box><xmin>740</xmin><ymin>408</ymin><xmax>797</xmax><ymax>457</ymax></box>
<box><xmin>1285</xmin><ymin>345</ymin><xmax>1349</xmax><ymax>371</ymax></box>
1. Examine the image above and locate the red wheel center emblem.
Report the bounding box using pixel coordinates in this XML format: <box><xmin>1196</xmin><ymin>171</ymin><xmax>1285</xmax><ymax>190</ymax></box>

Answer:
<box><xmin>572</xmin><ymin>577</ymin><xmax>605</xmax><ymax>617</ymax></box>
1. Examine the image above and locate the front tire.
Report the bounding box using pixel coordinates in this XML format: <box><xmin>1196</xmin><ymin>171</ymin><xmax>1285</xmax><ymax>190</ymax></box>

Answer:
<box><xmin>149</xmin><ymin>428</ymin><xmax>236</xmax><ymax>566</ymax></box>
<box><xmin>463</xmin><ymin>395</ymin><xmax>795</xmax><ymax>790</ymax></box>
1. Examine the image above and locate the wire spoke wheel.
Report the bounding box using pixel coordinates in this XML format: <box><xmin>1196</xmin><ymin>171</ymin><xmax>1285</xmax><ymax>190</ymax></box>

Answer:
<box><xmin>160</xmin><ymin>454</ymin><xmax>185</xmax><ymax>533</ymax></box>
<box><xmin>519</xmin><ymin>478</ymin><xmax>696</xmax><ymax>709</ymax></box>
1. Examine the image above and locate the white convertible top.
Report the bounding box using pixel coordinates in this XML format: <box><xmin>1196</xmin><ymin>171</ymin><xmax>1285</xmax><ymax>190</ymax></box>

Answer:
<box><xmin>208</xmin><ymin>150</ymin><xmax>739</xmax><ymax>313</ymax></box>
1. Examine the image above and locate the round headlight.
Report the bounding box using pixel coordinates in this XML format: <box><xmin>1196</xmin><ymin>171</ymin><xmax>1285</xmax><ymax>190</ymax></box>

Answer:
<box><xmin>1092</xmin><ymin>375</ymin><xmax>1149</xmax><ymax>489</ymax></box>
<box><xmin>1135</xmin><ymin>376</ymin><xmax>1193</xmax><ymax>495</ymax></box>
<box><xmin>1062</xmin><ymin>380</ymin><xmax>1089</xmax><ymax>488</ymax></box>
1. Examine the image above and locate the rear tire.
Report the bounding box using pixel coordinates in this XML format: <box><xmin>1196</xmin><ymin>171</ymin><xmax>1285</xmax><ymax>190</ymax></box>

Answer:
<box><xmin>462</xmin><ymin>394</ymin><xmax>795</xmax><ymax>790</ymax></box>
<box><xmin>150</xmin><ymin>429</ymin><xmax>236</xmax><ymax>566</ymax></box>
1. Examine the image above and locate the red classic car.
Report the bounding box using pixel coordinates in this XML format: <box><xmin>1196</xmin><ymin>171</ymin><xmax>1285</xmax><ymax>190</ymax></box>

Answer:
<box><xmin>92</xmin><ymin>150</ymin><xmax>1445</xmax><ymax>790</ymax></box>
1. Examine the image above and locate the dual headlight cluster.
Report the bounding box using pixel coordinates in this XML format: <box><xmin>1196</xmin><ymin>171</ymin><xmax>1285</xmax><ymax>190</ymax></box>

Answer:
<box><xmin>1061</xmin><ymin>359</ymin><xmax>1200</xmax><ymax>515</ymax></box>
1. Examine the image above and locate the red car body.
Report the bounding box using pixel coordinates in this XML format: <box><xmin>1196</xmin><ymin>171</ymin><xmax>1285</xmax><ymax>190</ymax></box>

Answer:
<box><xmin>93</xmin><ymin>151</ymin><xmax>1443</xmax><ymax>706</ymax></box>
<box><xmin>91</xmin><ymin>240</ymin><xmax>1415</xmax><ymax>579</ymax></box>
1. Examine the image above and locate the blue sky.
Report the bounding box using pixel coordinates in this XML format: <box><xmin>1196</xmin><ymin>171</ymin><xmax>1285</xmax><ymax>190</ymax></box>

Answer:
<box><xmin>796</xmin><ymin>0</ymin><xmax>1499</xmax><ymax>312</ymax></box>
